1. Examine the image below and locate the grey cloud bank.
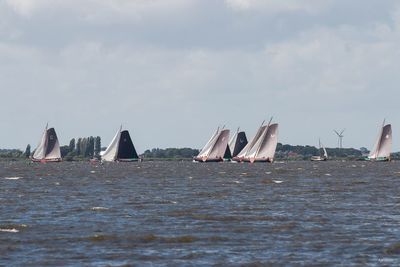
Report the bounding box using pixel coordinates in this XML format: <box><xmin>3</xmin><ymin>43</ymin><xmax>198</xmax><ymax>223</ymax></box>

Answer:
<box><xmin>1</xmin><ymin>0</ymin><xmax>400</xmax><ymax>152</ymax></box>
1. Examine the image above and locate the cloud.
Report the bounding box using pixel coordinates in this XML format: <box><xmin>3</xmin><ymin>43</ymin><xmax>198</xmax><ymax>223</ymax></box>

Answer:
<box><xmin>4</xmin><ymin>0</ymin><xmax>193</xmax><ymax>19</ymax></box>
<box><xmin>225</xmin><ymin>0</ymin><xmax>332</xmax><ymax>13</ymax></box>
<box><xmin>1</xmin><ymin>0</ymin><xmax>400</xmax><ymax>150</ymax></box>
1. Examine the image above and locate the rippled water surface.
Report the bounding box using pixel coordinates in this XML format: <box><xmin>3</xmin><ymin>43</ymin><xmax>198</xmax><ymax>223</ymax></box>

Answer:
<box><xmin>1</xmin><ymin>160</ymin><xmax>400</xmax><ymax>266</ymax></box>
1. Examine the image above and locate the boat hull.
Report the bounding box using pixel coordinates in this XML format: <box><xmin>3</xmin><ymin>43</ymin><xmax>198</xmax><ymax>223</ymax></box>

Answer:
<box><xmin>232</xmin><ymin>157</ymin><xmax>273</xmax><ymax>163</ymax></box>
<box><xmin>117</xmin><ymin>158</ymin><xmax>140</xmax><ymax>162</ymax></box>
<box><xmin>193</xmin><ymin>157</ymin><xmax>223</xmax><ymax>163</ymax></box>
<box><xmin>32</xmin><ymin>158</ymin><xmax>62</xmax><ymax>163</ymax></box>
<box><xmin>365</xmin><ymin>157</ymin><xmax>391</xmax><ymax>162</ymax></box>
<box><xmin>310</xmin><ymin>156</ymin><xmax>327</xmax><ymax>161</ymax></box>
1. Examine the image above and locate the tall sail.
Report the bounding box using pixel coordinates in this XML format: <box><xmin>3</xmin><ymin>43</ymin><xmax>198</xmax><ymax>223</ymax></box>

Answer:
<box><xmin>229</xmin><ymin>131</ymin><xmax>248</xmax><ymax>157</ymax></box>
<box><xmin>33</xmin><ymin>127</ymin><xmax>47</xmax><ymax>160</ymax></box>
<box><xmin>236</xmin><ymin>125</ymin><xmax>266</xmax><ymax>158</ymax></box>
<box><xmin>321</xmin><ymin>142</ymin><xmax>328</xmax><ymax>158</ymax></box>
<box><xmin>196</xmin><ymin>127</ymin><xmax>220</xmax><ymax>159</ymax></box>
<box><xmin>117</xmin><ymin>130</ymin><xmax>139</xmax><ymax>160</ymax></box>
<box><xmin>194</xmin><ymin>128</ymin><xmax>230</xmax><ymax>162</ymax></box>
<box><xmin>207</xmin><ymin>129</ymin><xmax>230</xmax><ymax>161</ymax></box>
<box><xmin>255</xmin><ymin>123</ymin><xmax>279</xmax><ymax>162</ymax></box>
<box><xmin>246</xmin><ymin>125</ymin><xmax>268</xmax><ymax>159</ymax></box>
<box><xmin>369</xmin><ymin>124</ymin><xmax>392</xmax><ymax>160</ymax></box>
<box><xmin>102</xmin><ymin>127</ymin><xmax>122</xmax><ymax>162</ymax></box>
<box><xmin>32</xmin><ymin>126</ymin><xmax>61</xmax><ymax>161</ymax></box>
<box><xmin>44</xmin><ymin>128</ymin><xmax>61</xmax><ymax>160</ymax></box>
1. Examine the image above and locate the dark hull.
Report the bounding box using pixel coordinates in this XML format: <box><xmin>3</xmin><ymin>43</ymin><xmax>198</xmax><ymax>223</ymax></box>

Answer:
<box><xmin>116</xmin><ymin>158</ymin><xmax>140</xmax><ymax>162</ymax></box>
<box><xmin>193</xmin><ymin>157</ymin><xmax>223</xmax><ymax>163</ymax></box>
<box><xmin>231</xmin><ymin>157</ymin><xmax>273</xmax><ymax>163</ymax></box>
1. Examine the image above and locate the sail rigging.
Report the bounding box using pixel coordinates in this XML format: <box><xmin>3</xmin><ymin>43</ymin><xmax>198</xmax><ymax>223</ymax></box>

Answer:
<box><xmin>194</xmin><ymin>127</ymin><xmax>230</xmax><ymax>162</ymax></box>
<box><xmin>102</xmin><ymin>126</ymin><xmax>139</xmax><ymax>162</ymax></box>
<box><xmin>32</xmin><ymin>125</ymin><xmax>61</xmax><ymax>162</ymax></box>
<box><xmin>368</xmin><ymin>121</ymin><xmax>392</xmax><ymax>161</ymax></box>
<box><xmin>233</xmin><ymin>119</ymin><xmax>278</xmax><ymax>163</ymax></box>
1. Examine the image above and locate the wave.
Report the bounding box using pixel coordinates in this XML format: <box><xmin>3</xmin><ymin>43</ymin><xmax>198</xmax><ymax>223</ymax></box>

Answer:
<box><xmin>4</xmin><ymin>177</ymin><xmax>22</xmax><ymax>180</ymax></box>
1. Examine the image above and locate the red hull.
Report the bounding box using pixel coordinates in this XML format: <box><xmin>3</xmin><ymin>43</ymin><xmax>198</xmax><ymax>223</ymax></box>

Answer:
<box><xmin>31</xmin><ymin>158</ymin><xmax>62</xmax><ymax>163</ymax></box>
<box><xmin>232</xmin><ymin>157</ymin><xmax>273</xmax><ymax>163</ymax></box>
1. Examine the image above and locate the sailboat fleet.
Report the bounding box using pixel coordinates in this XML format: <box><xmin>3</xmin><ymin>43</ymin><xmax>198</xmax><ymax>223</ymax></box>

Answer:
<box><xmin>30</xmin><ymin>119</ymin><xmax>395</xmax><ymax>163</ymax></box>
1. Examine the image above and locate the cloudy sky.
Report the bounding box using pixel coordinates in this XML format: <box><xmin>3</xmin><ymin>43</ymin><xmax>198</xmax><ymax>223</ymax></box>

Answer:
<box><xmin>1</xmin><ymin>0</ymin><xmax>400</xmax><ymax>152</ymax></box>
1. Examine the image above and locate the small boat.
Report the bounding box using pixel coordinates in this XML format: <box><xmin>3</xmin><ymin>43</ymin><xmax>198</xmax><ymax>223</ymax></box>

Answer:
<box><xmin>367</xmin><ymin>120</ymin><xmax>392</xmax><ymax>162</ymax></box>
<box><xmin>102</xmin><ymin>126</ymin><xmax>139</xmax><ymax>162</ymax></box>
<box><xmin>194</xmin><ymin>127</ymin><xmax>230</xmax><ymax>162</ymax></box>
<box><xmin>232</xmin><ymin>118</ymin><xmax>279</xmax><ymax>163</ymax></box>
<box><xmin>311</xmin><ymin>139</ymin><xmax>328</xmax><ymax>161</ymax></box>
<box><xmin>32</xmin><ymin>124</ymin><xmax>62</xmax><ymax>162</ymax></box>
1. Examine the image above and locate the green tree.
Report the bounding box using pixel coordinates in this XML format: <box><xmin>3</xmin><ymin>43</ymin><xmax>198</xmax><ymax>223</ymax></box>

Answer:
<box><xmin>69</xmin><ymin>138</ymin><xmax>75</xmax><ymax>153</ymax></box>
<box><xmin>76</xmin><ymin>138</ymin><xmax>82</xmax><ymax>156</ymax></box>
<box><xmin>94</xmin><ymin>136</ymin><xmax>101</xmax><ymax>157</ymax></box>
<box><xmin>88</xmin><ymin>136</ymin><xmax>94</xmax><ymax>157</ymax></box>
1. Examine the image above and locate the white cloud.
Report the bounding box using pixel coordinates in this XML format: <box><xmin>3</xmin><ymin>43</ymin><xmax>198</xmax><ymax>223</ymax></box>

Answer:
<box><xmin>0</xmin><ymin>0</ymin><xmax>400</xmax><ymax>150</ymax></box>
<box><xmin>225</xmin><ymin>0</ymin><xmax>332</xmax><ymax>13</ymax></box>
<box><xmin>4</xmin><ymin>0</ymin><xmax>193</xmax><ymax>19</ymax></box>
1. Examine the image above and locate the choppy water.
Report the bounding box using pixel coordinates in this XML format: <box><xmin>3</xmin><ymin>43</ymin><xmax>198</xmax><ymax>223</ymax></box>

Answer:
<box><xmin>1</xmin><ymin>160</ymin><xmax>400</xmax><ymax>266</ymax></box>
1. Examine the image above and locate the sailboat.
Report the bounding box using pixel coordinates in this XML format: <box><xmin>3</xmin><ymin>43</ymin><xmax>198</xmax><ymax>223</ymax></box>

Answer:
<box><xmin>194</xmin><ymin>127</ymin><xmax>230</xmax><ymax>162</ymax></box>
<box><xmin>367</xmin><ymin>120</ymin><xmax>392</xmax><ymax>162</ymax></box>
<box><xmin>311</xmin><ymin>139</ymin><xmax>328</xmax><ymax>161</ymax></box>
<box><xmin>102</xmin><ymin>126</ymin><xmax>139</xmax><ymax>162</ymax></box>
<box><xmin>32</xmin><ymin>124</ymin><xmax>62</xmax><ymax>162</ymax></box>
<box><xmin>232</xmin><ymin>119</ymin><xmax>279</xmax><ymax>163</ymax></box>
<box><xmin>228</xmin><ymin>128</ymin><xmax>248</xmax><ymax>158</ymax></box>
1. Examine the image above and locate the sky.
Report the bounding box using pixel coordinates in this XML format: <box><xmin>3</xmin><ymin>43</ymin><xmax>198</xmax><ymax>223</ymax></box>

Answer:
<box><xmin>1</xmin><ymin>0</ymin><xmax>400</xmax><ymax>152</ymax></box>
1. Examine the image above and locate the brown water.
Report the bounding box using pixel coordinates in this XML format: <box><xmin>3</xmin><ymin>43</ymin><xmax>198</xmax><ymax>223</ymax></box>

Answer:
<box><xmin>0</xmin><ymin>160</ymin><xmax>400</xmax><ymax>266</ymax></box>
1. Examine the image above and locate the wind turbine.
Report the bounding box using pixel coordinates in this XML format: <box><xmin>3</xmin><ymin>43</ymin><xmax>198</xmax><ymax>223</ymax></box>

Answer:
<box><xmin>334</xmin><ymin>129</ymin><xmax>345</xmax><ymax>149</ymax></box>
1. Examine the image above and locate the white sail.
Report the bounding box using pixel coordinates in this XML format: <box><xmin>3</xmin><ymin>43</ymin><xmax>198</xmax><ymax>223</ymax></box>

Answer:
<box><xmin>102</xmin><ymin>127</ymin><xmax>122</xmax><ymax>162</ymax></box>
<box><xmin>196</xmin><ymin>127</ymin><xmax>220</xmax><ymax>158</ymax></box>
<box><xmin>368</xmin><ymin>123</ymin><xmax>392</xmax><ymax>159</ymax></box>
<box><xmin>256</xmin><ymin>123</ymin><xmax>279</xmax><ymax>161</ymax></box>
<box><xmin>322</xmin><ymin>144</ymin><xmax>328</xmax><ymax>158</ymax></box>
<box><xmin>33</xmin><ymin>127</ymin><xmax>47</xmax><ymax>160</ymax></box>
<box><xmin>236</xmin><ymin>125</ymin><xmax>266</xmax><ymax>158</ymax></box>
<box><xmin>207</xmin><ymin>129</ymin><xmax>230</xmax><ymax>160</ymax></box>
<box><xmin>246</xmin><ymin>125</ymin><xmax>268</xmax><ymax>159</ymax></box>
<box><xmin>377</xmin><ymin>124</ymin><xmax>392</xmax><ymax>158</ymax></box>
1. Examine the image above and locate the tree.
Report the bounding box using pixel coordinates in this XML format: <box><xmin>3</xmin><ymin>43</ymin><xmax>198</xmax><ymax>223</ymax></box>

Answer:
<box><xmin>69</xmin><ymin>138</ymin><xmax>75</xmax><ymax>153</ymax></box>
<box><xmin>76</xmin><ymin>138</ymin><xmax>82</xmax><ymax>156</ymax></box>
<box><xmin>94</xmin><ymin>136</ymin><xmax>101</xmax><ymax>157</ymax></box>
<box><xmin>23</xmin><ymin>144</ymin><xmax>31</xmax><ymax>158</ymax></box>
<box><xmin>88</xmin><ymin>136</ymin><xmax>94</xmax><ymax>157</ymax></box>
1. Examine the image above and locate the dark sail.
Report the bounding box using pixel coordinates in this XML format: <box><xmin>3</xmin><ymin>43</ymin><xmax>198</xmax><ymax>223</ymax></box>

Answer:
<box><xmin>45</xmin><ymin>128</ymin><xmax>58</xmax><ymax>156</ymax></box>
<box><xmin>223</xmin><ymin>145</ymin><xmax>232</xmax><ymax>159</ymax></box>
<box><xmin>232</xmin><ymin>132</ymin><xmax>248</xmax><ymax>157</ymax></box>
<box><xmin>117</xmin><ymin>130</ymin><xmax>139</xmax><ymax>160</ymax></box>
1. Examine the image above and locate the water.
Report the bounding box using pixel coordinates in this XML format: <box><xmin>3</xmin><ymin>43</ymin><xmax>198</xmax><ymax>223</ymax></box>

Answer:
<box><xmin>1</xmin><ymin>160</ymin><xmax>400</xmax><ymax>266</ymax></box>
